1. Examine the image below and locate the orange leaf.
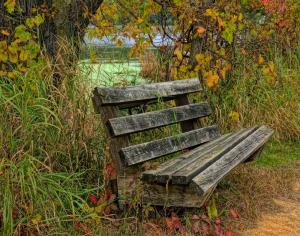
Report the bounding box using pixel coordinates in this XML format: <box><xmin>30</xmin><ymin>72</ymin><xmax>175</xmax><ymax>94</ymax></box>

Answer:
<box><xmin>229</xmin><ymin>208</ymin><xmax>240</xmax><ymax>219</ymax></box>
<box><xmin>258</xmin><ymin>54</ymin><xmax>265</xmax><ymax>65</ymax></box>
<box><xmin>217</xmin><ymin>17</ymin><xmax>223</xmax><ymax>31</ymax></box>
<box><xmin>197</xmin><ymin>26</ymin><xmax>206</xmax><ymax>35</ymax></box>
<box><xmin>104</xmin><ymin>163</ymin><xmax>116</xmax><ymax>179</ymax></box>
<box><xmin>225</xmin><ymin>230</ymin><xmax>237</xmax><ymax>236</ymax></box>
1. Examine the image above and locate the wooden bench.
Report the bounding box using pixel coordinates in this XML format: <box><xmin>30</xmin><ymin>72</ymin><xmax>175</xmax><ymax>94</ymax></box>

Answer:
<box><xmin>92</xmin><ymin>78</ymin><xmax>274</xmax><ymax>208</ymax></box>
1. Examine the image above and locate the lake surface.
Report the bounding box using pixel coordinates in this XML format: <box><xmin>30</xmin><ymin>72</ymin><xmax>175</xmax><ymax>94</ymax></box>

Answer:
<box><xmin>80</xmin><ymin>58</ymin><xmax>145</xmax><ymax>88</ymax></box>
<box><xmin>80</xmin><ymin>45</ymin><xmax>156</xmax><ymax>87</ymax></box>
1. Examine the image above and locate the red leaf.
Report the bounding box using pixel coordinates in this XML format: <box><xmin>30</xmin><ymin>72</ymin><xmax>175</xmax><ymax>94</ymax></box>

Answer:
<box><xmin>215</xmin><ymin>218</ymin><xmax>222</xmax><ymax>225</ymax></box>
<box><xmin>214</xmin><ymin>223</ymin><xmax>224</xmax><ymax>236</ymax></box>
<box><xmin>201</xmin><ymin>223</ymin><xmax>210</xmax><ymax>236</ymax></box>
<box><xmin>88</xmin><ymin>194</ymin><xmax>98</xmax><ymax>205</ymax></box>
<box><xmin>229</xmin><ymin>209</ymin><xmax>240</xmax><ymax>219</ymax></box>
<box><xmin>104</xmin><ymin>163</ymin><xmax>117</xmax><ymax>179</ymax></box>
<box><xmin>165</xmin><ymin>212</ymin><xmax>185</xmax><ymax>233</ymax></box>
<box><xmin>225</xmin><ymin>230</ymin><xmax>237</xmax><ymax>236</ymax></box>
<box><xmin>191</xmin><ymin>221</ymin><xmax>200</xmax><ymax>234</ymax></box>
<box><xmin>191</xmin><ymin>214</ymin><xmax>201</xmax><ymax>221</ymax></box>
<box><xmin>12</xmin><ymin>208</ymin><xmax>18</xmax><ymax>220</ymax></box>
<box><xmin>214</xmin><ymin>218</ymin><xmax>224</xmax><ymax>236</ymax></box>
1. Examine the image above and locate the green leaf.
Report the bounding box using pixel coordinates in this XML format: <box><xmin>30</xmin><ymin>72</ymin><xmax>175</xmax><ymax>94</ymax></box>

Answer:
<box><xmin>207</xmin><ymin>197</ymin><xmax>218</xmax><ymax>219</ymax></box>
<box><xmin>241</xmin><ymin>0</ymin><xmax>248</xmax><ymax>5</ymax></box>
<box><xmin>4</xmin><ymin>0</ymin><xmax>16</xmax><ymax>14</ymax></box>
<box><xmin>15</xmin><ymin>25</ymin><xmax>31</xmax><ymax>41</ymax></box>
<box><xmin>222</xmin><ymin>30</ymin><xmax>234</xmax><ymax>44</ymax></box>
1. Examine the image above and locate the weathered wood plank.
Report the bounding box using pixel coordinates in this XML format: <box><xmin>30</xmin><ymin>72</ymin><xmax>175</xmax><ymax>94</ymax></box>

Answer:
<box><xmin>121</xmin><ymin>126</ymin><xmax>220</xmax><ymax>166</ymax></box>
<box><xmin>171</xmin><ymin>127</ymin><xmax>259</xmax><ymax>185</ymax></box>
<box><xmin>142</xmin><ymin>132</ymin><xmax>234</xmax><ymax>183</ymax></box>
<box><xmin>108</xmin><ymin>103</ymin><xmax>212</xmax><ymax>136</ymax></box>
<box><xmin>191</xmin><ymin>126</ymin><xmax>274</xmax><ymax>194</ymax></box>
<box><xmin>94</xmin><ymin>78</ymin><xmax>201</xmax><ymax>105</ymax></box>
<box><xmin>118</xmin><ymin>175</ymin><xmax>214</xmax><ymax>208</ymax></box>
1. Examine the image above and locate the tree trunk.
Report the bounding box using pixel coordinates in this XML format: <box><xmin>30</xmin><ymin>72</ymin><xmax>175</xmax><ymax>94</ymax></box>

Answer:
<box><xmin>1</xmin><ymin>0</ymin><xmax>103</xmax><ymax>86</ymax></box>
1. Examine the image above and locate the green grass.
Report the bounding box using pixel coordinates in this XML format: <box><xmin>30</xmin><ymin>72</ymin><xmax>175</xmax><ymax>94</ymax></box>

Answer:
<box><xmin>256</xmin><ymin>140</ymin><xmax>300</xmax><ymax>167</ymax></box>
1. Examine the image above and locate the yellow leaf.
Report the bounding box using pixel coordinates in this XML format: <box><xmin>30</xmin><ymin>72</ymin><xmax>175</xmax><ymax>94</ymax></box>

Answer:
<box><xmin>0</xmin><ymin>51</ymin><xmax>8</xmax><ymax>62</ymax></box>
<box><xmin>262</xmin><ymin>66</ymin><xmax>270</xmax><ymax>75</ymax></box>
<box><xmin>94</xmin><ymin>204</ymin><xmax>105</xmax><ymax>214</ymax></box>
<box><xmin>116</xmin><ymin>39</ymin><xmax>123</xmax><ymax>47</ymax></box>
<box><xmin>258</xmin><ymin>54</ymin><xmax>265</xmax><ymax>65</ymax></box>
<box><xmin>238</xmin><ymin>13</ymin><xmax>243</xmax><ymax>21</ymax></box>
<box><xmin>229</xmin><ymin>111</ymin><xmax>240</xmax><ymax>122</ymax></box>
<box><xmin>8</xmin><ymin>52</ymin><xmax>18</xmax><ymax>63</ymax></box>
<box><xmin>7</xmin><ymin>70</ymin><xmax>17</xmax><ymax>79</ymax></box>
<box><xmin>19</xmin><ymin>50</ymin><xmax>29</xmax><ymax>61</ymax></box>
<box><xmin>196</xmin><ymin>26</ymin><xmax>206</xmax><ymax>36</ymax></box>
<box><xmin>195</xmin><ymin>53</ymin><xmax>204</xmax><ymax>65</ymax></box>
<box><xmin>137</xmin><ymin>17</ymin><xmax>144</xmax><ymax>24</ymax></box>
<box><xmin>204</xmin><ymin>8</ymin><xmax>218</xmax><ymax>19</ymax></box>
<box><xmin>17</xmin><ymin>64</ymin><xmax>27</xmax><ymax>73</ymax></box>
<box><xmin>0</xmin><ymin>70</ymin><xmax>7</xmax><ymax>77</ymax></box>
<box><xmin>205</xmin><ymin>71</ymin><xmax>219</xmax><ymax>88</ymax></box>
<box><xmin>268</xmin><ymin>61</ymin><xmax>275</xmax><ymax>73</ymax></box>
<box><xmin>1</xmin><ymin>30</ymin><xmax>10</xmax><ymax>36</ymax></box>
<box><xmin>266</xmin><ymin>76</ymin><xmax>275</xmax><ymax>84</ymax></box>
<box><xmin>174</xmin><ymin>48</ymin><xmax>183</xmax><ymax>61</ymax></box>
<box><xmin>31</xmin><ymin>214</ymin><xmax>42</xmax><ymax>225</ymax></box>
<box><xmin>220</xmin><ymin>68</ymin><xmax>226</xmax><ymax>78</ymax></box>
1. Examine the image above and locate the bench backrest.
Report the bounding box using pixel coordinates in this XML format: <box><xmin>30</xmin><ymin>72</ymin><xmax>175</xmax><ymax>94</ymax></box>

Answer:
<box><xmin>92</xmin><ymin>78</ymin><xmax>220</xmax><ymax>176</ymax></box>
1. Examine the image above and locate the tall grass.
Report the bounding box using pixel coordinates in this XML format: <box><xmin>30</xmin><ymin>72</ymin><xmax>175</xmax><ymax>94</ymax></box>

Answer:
<box><xmin>209</xmin><ymin>46</ymin><xmax>300</xmax><ymax>141</ymax></box>
<box><xmin>0</xmin><ymin>62</ymin><xmax>105</xmax><ymax>234</ymax></box>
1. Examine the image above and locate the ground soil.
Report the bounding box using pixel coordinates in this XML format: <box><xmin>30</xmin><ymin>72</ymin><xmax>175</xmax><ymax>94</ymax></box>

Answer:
<box><xmin>242</xmin><ymin>181</ymin><xmax>300</xmax><ymax>236</ymax></box>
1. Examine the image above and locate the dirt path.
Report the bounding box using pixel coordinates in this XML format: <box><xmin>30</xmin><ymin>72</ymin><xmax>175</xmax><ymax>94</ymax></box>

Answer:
<box><xmin>243</xmin><ymin>181</ymin><xmax>300</xmax><ymax>236</ymax></box>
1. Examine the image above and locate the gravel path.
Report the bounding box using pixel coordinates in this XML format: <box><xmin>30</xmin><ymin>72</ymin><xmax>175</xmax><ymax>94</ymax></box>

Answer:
<box><xmin>243</xmin><ymin>181</ymin><xmax>300</xmax><ymax>236</ymax></box>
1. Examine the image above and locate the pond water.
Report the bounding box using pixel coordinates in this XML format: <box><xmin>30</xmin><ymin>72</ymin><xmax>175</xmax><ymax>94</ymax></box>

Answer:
<box><xmin>80</xmin><ymin>59</ymin><xmax>145</xmax><ymax>88</ymax></box>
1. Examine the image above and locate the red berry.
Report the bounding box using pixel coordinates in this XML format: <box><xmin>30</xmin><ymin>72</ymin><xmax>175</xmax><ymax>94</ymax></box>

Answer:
<box><xmin>88</xmin><ymin>194</ymin><xmax>98</xmax><ymax>205</ymax></box>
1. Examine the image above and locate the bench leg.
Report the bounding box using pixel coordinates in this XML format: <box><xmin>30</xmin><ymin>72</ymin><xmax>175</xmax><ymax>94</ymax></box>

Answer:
<box><xmin>244</xmin><ymin>147</ymin><xmax>264</xmax><ymax>163</ymax></box>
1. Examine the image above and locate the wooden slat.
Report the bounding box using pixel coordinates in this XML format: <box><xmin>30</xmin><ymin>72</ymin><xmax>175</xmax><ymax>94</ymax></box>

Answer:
<box><xmin>94</xmin><ymin>78</ymin><xmax>201</xmax><ymax>105</ymax></box>
<box><xmin>121</xmin><ymin>126</ymin><xmax>220</xmax><ymax>166</ymax></box>
<box><xmin>108</xmin><ymin>103</ymin><xmax>212</xmax><ymax>136</ymax></box>
<box><xmin>191</xmin><ymin>126</ymin><xmax>274</xmax><ymax>194</ymax></box>
<box><xmin>142</xmin><ymin>132</ymin><xmax>234</xmax><ymax>183</ymax></box>
<box><xmin>171</xmin><ymin>127</ymin><xmax>259</xmax><ymax>185</ymax></box>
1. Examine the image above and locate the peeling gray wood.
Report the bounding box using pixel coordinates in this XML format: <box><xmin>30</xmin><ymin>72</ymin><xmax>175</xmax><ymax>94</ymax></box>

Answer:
<box><xmin>121</xmin><ymin>126</ymin><xmax>220</xmax><ymax>166</ymax></box>
<box><xmin>191</xmin><ymin>126</ymin><xmax>274</xmax><ymax>195</ymax></box>
<box><xmin>94</xmin><ymin>78</ymin><xmax>201</xmax><ymax>105</ymax></box>
<box><xmin>108</xmin><ymin>103</ymin><xmax>212</xmax><ymax>136</ymax></box>
<box><xmin>171</xmin><ymin>127</ymin><xmax>259</xmax><ymax>185</ymax></box>
<box><xmin>142</xmin><ymin>132</ymin><xmax>233</xmax><ymax>183</ymax></box>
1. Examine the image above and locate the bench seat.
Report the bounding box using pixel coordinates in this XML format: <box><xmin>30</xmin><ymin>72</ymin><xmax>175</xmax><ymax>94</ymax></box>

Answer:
<box><xmin>142</xmin><ymin>125</ymin><xmax>273</xmax><ymax>194</ymax></box>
